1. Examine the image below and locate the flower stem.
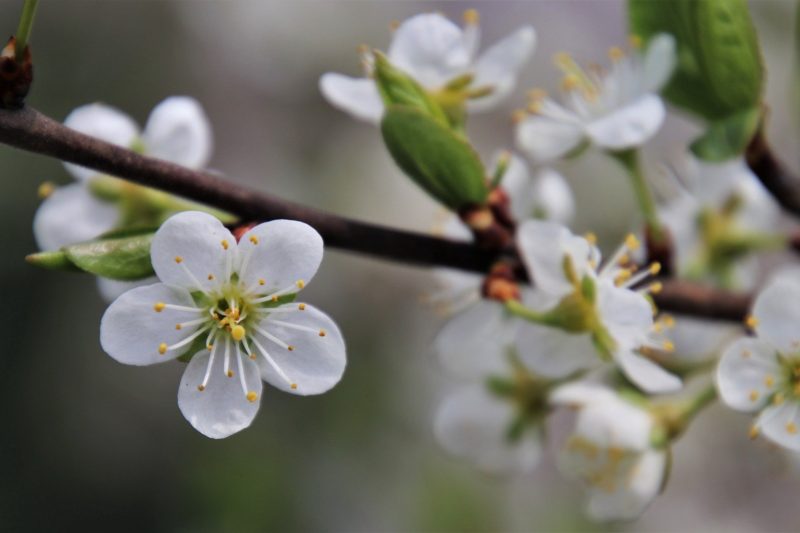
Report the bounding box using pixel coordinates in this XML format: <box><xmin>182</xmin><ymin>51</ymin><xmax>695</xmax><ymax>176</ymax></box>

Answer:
<box><xmin>504</xmin><ymin>299</ymin><xmax>547</xmax><ymax>323</ymax></box>
<box><xmin>15</xmin><ymin>0</ymin><xmax>39</xmax><ymax>62</ymax></box>
<box><xmin>609</xmin><ymin>148</ymin><xmax>664</xmax><ymax>243</ymax></box>
<box><xmin>680</xmin><ymin>383</ymin><xmax>717</xmax><ymax>421</ymax></box>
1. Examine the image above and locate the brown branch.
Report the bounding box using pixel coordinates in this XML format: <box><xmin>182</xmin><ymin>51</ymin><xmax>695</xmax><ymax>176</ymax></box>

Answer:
<box><xmin>0</xmin><ymin>106</ymin><xmax>752</xmax><ymax>321</ymax></box>
<box><xmin>746</xmin><ymin>126</ymin><xmax>800</xmax><ymax>217</ymax></box>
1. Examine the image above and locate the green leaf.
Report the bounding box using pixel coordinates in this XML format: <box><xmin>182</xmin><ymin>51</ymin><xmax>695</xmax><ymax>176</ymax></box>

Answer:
<box><xmin>25</xmin><ymin>250</ymin><xmax>81</xmax><ymax>272</ymax></box>
<box><xmin>381</xmin><ymin>105</ymin><xmax>488</xmax><ymax>210</ymax></box>
<box><xmin>689</xmin><ymin>107</ymin><xmax>760</xmax><ymax>161</ymax></box>
<box><xmin>63</xmin><ymin>232</ymin><xmax>155</xmax><ymax>280</ymax></box>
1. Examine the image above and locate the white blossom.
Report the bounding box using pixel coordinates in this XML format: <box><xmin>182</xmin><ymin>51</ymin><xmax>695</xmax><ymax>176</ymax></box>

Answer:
<box><xmin>320</xmin><ymin>11</ymin><xmax>535</xmax><ymax>124</ymax></box>
<box><xmin>516</xmin><ymin>34</ymin><xmax>675</xmax><ymax>162</ymax></box>
<box><xmin>551</xmin><ymin>382</ymin><xmax>667</xmax><ymax>521</ymax></box>
<box><xmin>717</xmin><ymin>269</ymin><xmax>800</xmax><ymax>451</ymax></box>
<box><xmin>100</xmin><ymin>211</ymin><xmax>346</xmax><ymax>438</ymax></box>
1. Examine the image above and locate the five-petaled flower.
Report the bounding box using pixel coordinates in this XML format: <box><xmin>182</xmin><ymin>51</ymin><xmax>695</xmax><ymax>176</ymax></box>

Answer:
<box><xmin>515</xmin><ymin>34</ymin><xmax>675</xmax><ymax>162</ymax></box>
<box><xmin>100</xmin><ymin>211</ymin><xmax>347</xmax><ymax>438</ymax></box>
<box><xmin>320</xmin><ymin>10</ymin><xmax>535</xmax><ymax>124</ymax></box>
<box><xmin>717</xmin><ymin>269</ymin><xmax>800</xmax><ymax>451</ymax></box>
<box><xmin>551</xmin><ymin>382</ymin><xmax>667</xmax><ymax>521</ymax></box>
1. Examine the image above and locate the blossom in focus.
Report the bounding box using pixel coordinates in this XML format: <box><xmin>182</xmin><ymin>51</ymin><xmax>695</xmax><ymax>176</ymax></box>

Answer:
<box><xmin>717</xmin><ymin>269</ymin><xmax>800</xmax><ymax>451</ymax></box>
<box><xmin>513</xmin><ymin>220</ymin><xmax>681</xmax><ymax>393</ymax></box>
<box><xmin>516</xmin><ymin>34</ymin><xmax>676</xmax><ymax>162</ymax></box>
<box><xmin>658</xmin><ymin>156</ymin><xmax>781</xmax><ymax>290</ymax></box>
<box><xmin>551</xmin><ymin>382</ymin><xmax>667</xmax><ymax>521</ymax></box>
<box><xmin>320</xmin><ymin>11</ymin><xmax>536</xmax><ymax>124</ymax></box>
<box><xmin>100</xmin><ymin>211</ymin><xmax>346</xmax><ymax>438</ymax></box>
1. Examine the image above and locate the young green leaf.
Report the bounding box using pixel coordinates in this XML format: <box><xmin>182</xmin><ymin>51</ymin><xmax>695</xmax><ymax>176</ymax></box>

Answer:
<box><xmin>689</xmin><ymin>107</ymin><xmax>760</xmax><ymax>162</ymax></box>
<box><xmin>63</xmin><ymin>232</ymin><xmax>155</xmax><ymax>280</ymax></box>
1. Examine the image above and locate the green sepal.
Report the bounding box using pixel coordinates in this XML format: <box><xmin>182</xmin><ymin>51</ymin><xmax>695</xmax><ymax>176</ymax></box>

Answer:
<box><xmin>689</xmin><ymin>107</ymin><xmax>761</xmax><ymax>162</ymax></box>
<box><xmin>373</xmin><ymin>51</ymin><xmax>449</xmax><ymax>128</ymax></box>
<box><xmin>486</xmin><ymin>376</ymin><xmax>517</xmax><ymax>398</ymax></box>
<box><xmin>63</xmin><ymin>232</ymin><xmax>155</xmax><ymax>281</ymax></box>
<box><xmin>25</xmin><ymin>250</ymin><xmax>82</xmax><ymax>272</ymax></box>
<box><xmin>381</xmin><ymin>105</ymin><xmax>489</xmax><ymax>210</ymax></box>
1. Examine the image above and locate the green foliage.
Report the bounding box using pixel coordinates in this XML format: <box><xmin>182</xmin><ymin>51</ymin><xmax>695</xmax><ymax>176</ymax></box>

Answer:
<box><xmin>381</xmin><ymin>105</ymin><xmax>489</xmax><ymax>210</ymax></box>
<box><xmin>61</xmin><ymin>232</ymin><xmax>155</xmax><ymax>280</ymax></box>
<box><xmin>690</xmin><ymin>107</ymin><xmax>760</xmax><ymax>162</ymax></box>
<box><xmin>629</xmin><ymin>0</ymin><xmax>763</xmax><ymax>123</ymax></box>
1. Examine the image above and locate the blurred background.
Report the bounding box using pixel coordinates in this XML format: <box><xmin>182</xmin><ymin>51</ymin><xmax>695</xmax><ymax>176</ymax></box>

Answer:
<box><xmin>0</xmin><ymin>1</ymin><xmax>798</xmax><ymax>531</ymax></box>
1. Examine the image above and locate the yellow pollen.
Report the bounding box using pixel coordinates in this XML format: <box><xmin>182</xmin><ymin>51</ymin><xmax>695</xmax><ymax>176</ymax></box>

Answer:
<box><xmin>625</xmin><ymin>234</ymin><xmax>641</xmax><ymax>250</ymax></box>
<box><xmin>765</xmin><ymin>375</ymin><xmax>775</xmax><ymax>387</ymax></box>
<box><xmin>749</xmin><ymin>390</ymin><xmax>760</xmax><ymax>402</ymax></box>
<box><xmin>197</xmin><ymin>385</ymin><xmax>205</xmax><ymax>392</ymax></box>
<box><xmin>749</xmin><ymin>425</ymin><xmax>760</xmax><ymax>439</ymax></box>
<box><xmin>614</xmin><ymin>269</ymin><xmax>632</xmax><ymax>286</ymax></box>
<box><xmin>158</xmin><ymin>343</ymin><xmax>167</xmax><ymax>355</ymax></box>
<box><xmin>662</xmin><ymin>315</ymin><xmax>675</xmax><ymax>328</ymax></box>
<box><xmin>231</xmin><ymin>325</ymin><xmax>246</xmax><ymax>341</ymax></box>
<box><xmin>463</xmin><ymin>8</ymin><xmax>479</xmax><ymax>25</ymax></box>
<box><xmin>319</xmin><ymin>330</ymin><xmax>327</xmax><ymax>337</ymax></box>
<box><xmin>296</xmin><ymin>279</ymin><xmax>305</xmax><ymax>289</ymax></box>
<box><xmin>554</xmin><ymin>51</ymin><xmax>572</xmax><ymax>68</ymax></box>
<box><xmin>527</xmin><ymin>88</ymin><xmax>547</xmax><ymax>101</ymax></box>
<box><xmin>584</xmin><ymin>232</ymin><xmax>598</xmax><ymax>245</ymax></box>
<box><xmin>617</xmin><ymin>254</ymin><xmax>630</xmax><ymax>266</ymax></box>
<box><xmin>561</xmin><ymin>74</ymin><xmax>580</xmax><ymax>91</ymax></box>
<box><xmin>154</xmin><ymin>302</ymin><xmax>166</xmax><ymax>313</ymax></box>
<box><xmin>298</xmin><ymin>304</ymin><xmax>306</xmax><ymax>311</ymax></box>
<box><xmin>37</xmin><ymin>181</ymin><xmax>55</xmax><ymax>199</ymax></box>
<box><xmin>662</xmin><ymin>340</ymin><xmax>675</xmax><ymax>352</ymax></box>
<box><xmin>526</xmin><ymin>101</ymin><xmax>542</xmax><ymax>114</ymax></box>
<box><xmin>287</xmin><ymin>345</ymin><xmax>295</xmax><ymax>352</ymax></box>
<box><xmin>745</xmin><ymin>315</ymin><xmax>759</xmax><ymax>329</ymax></box>
<box><xmin>207</xmin><ymin>344</ymin><xmax>214</xmax><ymax>350</ymax></box>
<box><xmin>389</xmin><ymin>20</ymin><xmax>400</xmax><ymax>31</ymax></box>
<box><xmin>221</xmin><ymin>239</ymin><xmax>229</xmax><ymax>250</ymax></box>
<box><xmin>207</xmin><ymin>274</ymin><xmax>215</xmax><ymax>281</ymax></box>
<box><xmin>249</xmin><ymin>353</ymin><xmax>257</xmax><ymax>360</ymax></box>
<box><xmin>653</xmin><ymin>322</ymin><xmax>663</xmax><ymax>333</ymax></box>
<box><xmin>511</xmin><ymin>109</ymin><xmax>527</xmax><ymax>123</ymax></box>
<box><xmin>175</xmin><ymin>324</ymin><xmax>182</xmax><ymax>330</ymax></box>
<box><xmin>230</xmin><ymin>308</ymin><xmax>240</xmax><ymax>320</ymax></box>
<box><xmin>773</xmin><ymin>393</ymin><xmax>785</xmax><ymax>405</ymax></box>
<box><xmin>291</xmin><ymin>383</ymin><xmax>298</xmax><ymax>390</ymax></box>
<box><xmin>249</xmin><ymin>235</ymin><xmax>259</xmax><ymax>245</ymax></box>
<box><xmin>788</xmin><ymin>422</ymin><xmax>798</xmax><ymax>434</ymax></box>
<box><xmin>649</xmin><ymin>262</ymin><xmax>662</xmax><ymax>275</ymax></box>
<box><xmin>648</xmin><ymin>281</ymin><xmax>663</xmax><ymax>294</ymax></box>
<box><xmin>272</xmin><ymin>295</ymin><xmax>278</xmax><ymax>303</ymax></box>
<box><xmin>608</xmin><ymin>46</ymin><xmax>624</xmax><ymax>61</ymax></box>
<box><xmin>258</xmin><ymin>278</ymin><xmax>266</xmax><ymax>286</ymax></box>
<box><xmin>174</xmin><ymin>256</ymin><xmax>183</xmax><ymax>264</ymax></box>
<box><xmin>246</xmin><ymin>391</ymin><xmax>258</xmax><ymax>403</ymax></box>
<box><xmin>629</xmin><ymin>34</ymin><xmax>643</xmax><ymax>49</ymax></box>
<box><xmin>227</xmin><ymin>370</ymin><xmax>234</xmax><ymax>378</ymax></box>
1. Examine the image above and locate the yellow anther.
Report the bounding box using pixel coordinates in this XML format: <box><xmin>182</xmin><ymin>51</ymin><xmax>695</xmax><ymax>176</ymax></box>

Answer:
<box><xmin>741</xmin><ymin>349</ymin><xmax>752</xmax><ymax>359</ymax></box>
<box><xmin>298</xmin><ymin>303</ymin><xmax>306</xmax><ymax>311</ymax></box>
<box><xmin>608</xmin><ymin>46</ymin><xmax>624</xmax><ymax>61</ymax></box>
<box><xmin>271</xmin><ymin>295</ymin><xmax>278</xmax><ymax>303</ymax></box>
<box><xmin>649</xmin><ymin>262</ymin><xmax>662</xmax><ymax>275</ymax></box>
<box><xmin>197</xmin><ymin>385</ymin><xmax>205</xmax><ymax>392</ymax></box>
<box><xmin>554</xmin><ymin>51</ymin><xmax>572</xmax><ymax>68</ymax></box>
<box><xmin>527</xmin><ymin>88</ymin><xmax>547</xmax><ymax>101</ymax></box>
<box><xmin>588</xmin><ymin>259</ymin><xmax>598</xmax><ymax>269</ymax></box>
<box><xmin>37</xmin><ymin>181</ymin><xmax>56</xmax><ymax>199</ymax></box>
<box><xmin>749</xmin><ymin>425</ymin><xmax>760</xmax><ymax>439</ymax></box>
<box><xmin>749</xmin><ymin>390</ymin><xmax>760</xmax><ymax>402</ymax></box>
<box><xmin>208</xmin><ymin>274</ymin><xmax>215</xmax><ymax>281</ymax></box>
<box><xmin>793</xmin><ymin>383</ymin><xmax>800</xmax><ymax>396</ymax></box>
<box><xmin>389</xmin><ymin>20</ymin><xmax>400</xmax><ymax>31</ymax></box>
<box><xmin>154</xmin><ymin>302</ymin><xmax>166</xmax><ymax>313</ymax></box>
<box><xmin>287</xmin><ymin>345</ymin><xmax>295</xmax><ymax>352</ymax></box>
<box><xmin>463</xmin><ymin>8</ymin><xmax>479</xmax><ymax>25</ymax></box>
<box><xmin>561</xmin><ymin>74</ymin><xmax>580</xmax><ymax>91</ymax></box>
<box><xmin>249</xmin><ymin>235</ymin><xmax>259</xmax><ymax>245</ymax></box>
<box><xmin>246</xmin><ymin>391</ymin><xmax>258</xmax><ymax>403</ymax></box>
<box><xmin>788</xmin><ymin>422</ymin><xmax>798</xmax><ymax>435</ymax></box>
<box><xmin>511</xmin><ymin>109</ymin><xmax>528</xmax><ymax>123</ymax></box>
<box><xmin>629</xmin><ymin>34</ymin><xmax>643</xmax><ymax>49</ymax></box>
<box><xmin>175</xmin><ymin>324</ymin><xmax>182</xmax><ymax>330</ymax></box>
<box><xmin>357</xmin><ymin>43</ymin><xmax>369</xmax><ymax>55</ymax></box>
<box><xmin>319</xmin><ymin>330</ymin><xmax>327</xmax><ymax>337</ymax></box>
<box><xmin>765</xmin><ymin>375</ymin><xmax>775</xmax><ymax>387</ymax></box>
<box><xmin>207</xmin><ymin>344</ymin><xmax>214</xmax><ymax>350</ymax></box>
<box><xmin>662</xmin><ymin>340</ymin><xmax>675</xmax><ymax>353</ymax></box>
<box><xmin>174</xmin><ymin>256</ymin><xmax>183</xmax><ymax>264</ymax></box>
<box><xmin>584</xmin><ymin>232</ymin><xmax>598</xmax><ymax>245</ymax></box>
<box><xmin>158</xmin><ymin>343</ymin><xmax>167</xmax><ymax>355</ymax></box>
<box><xmin>653</xmin><ymin>322</ymin><xmax>663</xmax><ymax>333</ymax></box>
<box><xmin>249</xmin><ymin>353</ymin><xmax>257</xmax><ymax>360</ymax></box>
<box><xmin>231</xmin><ymin>325</ymin><xmax>246</xmax><ymax>342</ymax></box>
<box><xmin>526</xmin><ymin>101</ymin><xmax>543</xmax><ymax>114</ymax></box>
<box><xmin>662</xmin><ymin>315</ymin><xmax>675</xmax><ymax>328</ymax></box>
<box><xmin>221</xmin><ymin>239</ymin><xmax>229</xmax><ymax>250</ymax></box>
<box><xmin>230</xmin><ymin>308</ymin><xmax>240</xmax><ymax>320</ymax></box>
<box><xmin>617</xmin><ymin>254</ymin><xmax>630</xmax><ymax>266</ymax></box>
<box><xmin>258</xmin><ymin>278</ymin><xmax>266</xmax><ymax>286</ymax></box>
<box><xmin>745</xmin><ymin>315</ymin><xmax>759</xmax><ymax>329</ymax></box>
<box><xmin>296</xmin><ymin>280</ymin><xmax>305</xmax><ymax>289</ymax></box>
<box><xmin>773</xmin><ymin>392</ymin><xmax>785</xmax><ymax>405</ymax></box>
<box><xmin>648</xmin><ymin>282</ymin><xmax>663</xmax><ymax>294</ymax></box>
<box><xmin>291</xmin><ymin>383</ymin><xmax>298</xmax><ymax>390</ymax></box>
<box><xmin>227</xmin><ymin>370</ymin><xmax>234</xmax><ymax>378</ymax></box>
<box><xmin>625</xmin><ymin>234</ymin><xmax>640</xmax><ymax>250</ymax></box>
<box><xmin>614</xmin><ymin>269</ymin><xmax>632</xmax><ymax>286</ymax></box>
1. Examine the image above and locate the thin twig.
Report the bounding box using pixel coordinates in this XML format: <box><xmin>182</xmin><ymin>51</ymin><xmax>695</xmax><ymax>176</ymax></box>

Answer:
<box><xmin>747</xmin><ymin>127</ymin><xmax>800</xmax><ymax>217</ymax></box>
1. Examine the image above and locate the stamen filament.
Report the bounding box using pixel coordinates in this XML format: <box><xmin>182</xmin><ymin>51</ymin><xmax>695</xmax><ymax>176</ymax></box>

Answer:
<box><xmin>253</xmin><ymin>282</ymin><xmax>300</xmax><ymax>304</ymax></box>
<box><xmin>252</xmin><ymin>324</ymin><xmax>294</xmax><ymax>351</ymax></box>
<box><xmin>223</xmin><ymin>337</ymin><xmax>232</xmax><ymax>377</ymax></box>
<box><xmin>622</xmin><ymin>262</ymin><xmax>660</xmax><ymax>289</ymax></box>
<box><xmin>166</xmin><ymin>325</ymin><xmax>211</xmax><ymax>352</ymax></box>
<box><xmin>266</xmin><ymin>319</ymin><xmax>323</xmax><ymax>335</ymax></box>
<box><xmin>250</xmin><ymin>336</ymin><xmax>296</xmax><ymax>389</ymax></box>
<box><xmin>235</xmin><ymin>343</ymin><xmax>249</xmax><ymax>397</ymax></box>
<box><xmin>200</xmin><ymin>341</ymin><xmax>219</xmax><ymax>390</ymax></box>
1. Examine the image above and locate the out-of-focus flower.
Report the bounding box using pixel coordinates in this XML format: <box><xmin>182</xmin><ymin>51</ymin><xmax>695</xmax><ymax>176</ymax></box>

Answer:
<box><xmin>516</xmin><ymin>34</ymin><xmax>675</xmax><ymax>162</ymax></box>
<box><xmin>100</xmin><ymin>212</ymin><xmax>346</xmax><ymax>438</ymax></box>
<box><xmin>512</xmin><ymin>220</ymin><xmax>681</xmax><ymax>393</ymax></box>
<box><xmin>551</xmin><ymin>382</ymin><xmax>667</xmax><ymax>521</ymax></box>
<box><xmin>717</xmin><ymin>269</ymin><xmax>800</xmax><ymax>452</ymax></box>
<box><xmin>320</xmin><ymin>11</ymin><xmax>535</xmax><ymax>124</ymax></box>
<box><xmin>658</xmin><ymin>156</ymin><xmax>781</xmax><ymax>290</ymax></box>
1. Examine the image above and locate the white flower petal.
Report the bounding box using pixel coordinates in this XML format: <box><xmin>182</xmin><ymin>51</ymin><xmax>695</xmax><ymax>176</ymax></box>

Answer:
<box><xmin>757</xmin><ymin>403</ymin><xmax>800</xmax><ymax>452</ymax></box>
<box><xmin>96</xmin><ymin>276</ymin><xmax>159</xmax><ymax>303</ymax></box>
<box><xmin>549</xmin><ymin>381</ymin><xmax>618</xmax><ymax>407</ymax></box>
<box><xmin>142</xmin><ymin>96</ymin><xmax>213</xmax><ymax>169</ymax></box>
<box><xmin>574</xmin><ymin>394</ymin><xmax>653</xmax><ymax>451</ymax></box>
<box><xmin>717</xmin><ymin>337</ymin><xmax>781</xmax><ymax>412</ymax></box>
<box><xmin>32</xmin><ymin>183</ymin><xmax>118</xmax><ymax>250</ymax></box>
<box><xmin>530</xmin><ymin>168</ymin><xmax>575</xmax><ymax>224</ymax></box>
<box><xmin>435</xmin><ymin>300</ymin><xmax>514</xmax><ymax>380</ymax></box>
<box><xmin>496</xmin><ymin>151</ymin><xmax>530</xmax><ymax>205</ymax></box>
<box><xmin>586</xmin><ymin>450</ymin><xmax>667</xmax><ymax>521</ymax></box>
<box><xmin>642</xmin><ymin>34</ymin><xmax>676</xmax><ymax>93</ymax></box>
<box><xmin>434</xmin><ymin>385</ymin><xmax>541</xmax><ymax>474</ymax></box>
<box><xmin>516</xmin><ymin>115</ymin><xmax>584</xmax><ymax>163</ymax></box>
<box><xmin>178</xmin><ymin>349</ymin><xmax>262</xmax><ymax>439</ymax></box>
<box><xmin>515</xmin><ymin>323</ymin><xmax>597</xmax><ymax>378</ymax></box>
<box><xmin>100</xmin><ymin>283</ymin><xmax>201</xmax><ymax>366</ymax></box>
<box><xmin>586</xmin><ymin>94</ymin><xmax>665</xmax><ymax>150</ymax></box>
<box><xmin>254</xmin><ymin>304</ymin><xmax>346</xmax><ymax>395</ymax></box>
<box><xmin>319</xmin><ymin>73</ymin><xmax>384</xmax><ymax>124</ymax></box>
<box><xmin>668</xmin><ymin>317</ymin><xmax>739</xmax><ymax>361</ymax></box>
<box><xmin>517</xmin><ymin>220</ymin><xmax>591</xmax><ymax>298</ymax></box>
<box><xmin>150</xmin><ymin>211</ymin><xmax>234</xmax><ymax>292</ymax></box>
<box><xmin>236</xmin><ymin>219</ymin><xmax>324</xmax><ymax>294</ymax></box>
<box><xmin>753</xmin><ymin>271</ymin><xmax>800</xmax><ymax>353</ymax></box>
<box><xmin>469</xmin><ymin>26</ymin><xmax>536</xmax><ymax>111</ymax></box>
<box><xmin>615</xmin><ymin>348</ymin><xmax>682</xmax><ymax>393</ymax></box>
<box><xmin>63</xmin><ymin>103</ymin><xmax>139</xmax><ymax>181</ymax></box>
<box><xmin>598</xmin><ymin>282</ymin><xmax>654</xmax><ymax>338</ymax></box>
<box><xmin>388</xmin><ymin>13</ymin><xmax>470</xmax><ymax>88</ymax></box>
